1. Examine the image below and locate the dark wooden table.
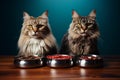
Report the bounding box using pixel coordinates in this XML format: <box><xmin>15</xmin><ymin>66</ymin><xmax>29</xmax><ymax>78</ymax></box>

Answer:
<box><xmin>0</xmin><ymin>55</ymin><xmax>120</xmax><ymax>80</ymax></box>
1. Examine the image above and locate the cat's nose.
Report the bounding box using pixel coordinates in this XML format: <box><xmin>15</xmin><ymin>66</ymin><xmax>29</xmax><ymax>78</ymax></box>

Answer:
<box><xmin>35</xmin><ymin>32</ymin><xmax>39</xmax><ymax>35</ymax></box>
<box><xmin>81</xmin><ymin>28</ymin><xmax>85</xmax><ymax>33</ymax></box>
<box><xmin>33</xmin><ymin>27</ymin><xmax>38</xmax><ymax>32</ymax></box>
<box><xmin>81</xmin><ymin>24</ymin><xmax>87</xmax><ymax>30</ymax></box>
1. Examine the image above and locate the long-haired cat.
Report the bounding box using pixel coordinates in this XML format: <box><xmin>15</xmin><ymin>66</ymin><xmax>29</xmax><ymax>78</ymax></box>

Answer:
<box><xmin>60</xmin><ymin>10</ymin><xmax>100</xmax><ymax>56</ymax></box>
<box><xmin>18</xmin><ymin>11</ymin><xmax>57</xmax><ymax>57</ymax></box>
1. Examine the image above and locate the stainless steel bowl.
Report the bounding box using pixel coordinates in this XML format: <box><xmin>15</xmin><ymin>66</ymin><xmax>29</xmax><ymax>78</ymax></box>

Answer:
<box><xmin>47</xmin><ymin>54</ymin><xmax>74</xmax><ymax>68</ymax></box>
<box><xmin>14</xmin><ymin>56</ymin><xmax>46</xmax><ymax>68</ymax></box>
<box><xmin>76</xmin><ymin>54</ymin><xmax>103</xmax><ymax>68</ymax></box>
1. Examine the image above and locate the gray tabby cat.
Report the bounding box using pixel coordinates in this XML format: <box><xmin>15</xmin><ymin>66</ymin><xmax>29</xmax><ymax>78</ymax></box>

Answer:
<box><xmin>60</xmin><ymin>10</ymin><xmax>100</xmax><ymax>56</ymax></box>
<box><xmin>18</xmin><ymin>11</ymin><xmax>57</xmax><ymax>57</ymax></box>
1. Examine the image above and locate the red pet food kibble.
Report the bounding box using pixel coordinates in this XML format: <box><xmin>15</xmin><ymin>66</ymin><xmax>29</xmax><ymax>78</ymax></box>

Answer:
<box><xmin>47</xmin><ymin>54</ymin><xmax>72</xmax><ymax>60</ymax></box>
<box><xmin>80</xmin><ymin>55</ymin><xmax>101</xmax><ymax>60</ymax></box>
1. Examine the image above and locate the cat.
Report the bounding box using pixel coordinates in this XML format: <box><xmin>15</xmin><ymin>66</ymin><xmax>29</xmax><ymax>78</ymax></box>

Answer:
<box><xmin>18</xmin><ymin>11</ymin><xmax>57</xmax><ymax>57</ymax></box>
<box><xmin>60</xmin><ymin>10</ymin><xmax>100</xmax><ymax>56</ymax></box>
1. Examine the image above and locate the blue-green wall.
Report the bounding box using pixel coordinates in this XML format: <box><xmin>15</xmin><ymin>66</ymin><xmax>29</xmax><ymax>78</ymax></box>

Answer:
<box><xmin>0</xmin><ymin>0</ymin><xmax>120</xmax><ymax>55</ymax></box>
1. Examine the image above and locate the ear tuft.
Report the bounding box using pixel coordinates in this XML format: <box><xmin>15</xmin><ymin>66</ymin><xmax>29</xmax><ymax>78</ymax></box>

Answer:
<box><xmin>72</xmin><ymin>10</ymin><xmax>80</xmax><ymax>18</ymax></box>
<box><xmin>23</xmin><ymin>12</ymin><xmax>30</xmax><ymax>20</ymax></box>
<box><xmin>41</xmin><ymin>10</ymin><xmax>48</xmax><ymax>18</ymax></box>
<box><xmin>89</xmin><ymin>9</ymin><xmax>96</xmax><ymax>17</ymax></box>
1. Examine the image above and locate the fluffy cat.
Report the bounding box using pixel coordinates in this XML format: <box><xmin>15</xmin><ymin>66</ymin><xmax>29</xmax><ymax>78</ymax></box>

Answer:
<box><xmin>18</xmin><ymin>11</ymin><xmax>57</xmax><ymax>57</ymax></box>
<box><xmin>60</xmin><ymin>10</ymin><xmax>100</xmax><ymax>56</ymax></box>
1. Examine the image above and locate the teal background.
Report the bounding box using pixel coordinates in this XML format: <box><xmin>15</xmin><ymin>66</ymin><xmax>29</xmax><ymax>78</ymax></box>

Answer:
<box><xmin>0</xmin><ymin>0</ymin><xmax>120</xmax><ymax>55</ymax></box>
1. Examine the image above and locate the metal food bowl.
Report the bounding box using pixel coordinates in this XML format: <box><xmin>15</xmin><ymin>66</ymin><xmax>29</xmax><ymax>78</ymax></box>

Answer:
<box><xmin>14</xmin><ymin>55</ymin><xmax>46</xmax><ymax>68</ymax></box>
<box><xmin>46</xmin><ymin>54</ymin><xmax>74</xmax><ymax>68</ymax></box>
<box><xmin>76</xmin><ymin>54</ymin><xmax>103</xmax><ymax>68</ymax></box>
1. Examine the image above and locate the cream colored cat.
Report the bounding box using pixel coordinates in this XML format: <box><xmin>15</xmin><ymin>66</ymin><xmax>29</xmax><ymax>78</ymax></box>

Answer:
<box><xmin>18</xmin><ymin>11</ymin><xmax>57</xmax><ymax>57</ymax></box>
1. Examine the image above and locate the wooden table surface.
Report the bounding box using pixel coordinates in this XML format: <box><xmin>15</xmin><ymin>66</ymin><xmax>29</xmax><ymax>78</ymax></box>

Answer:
<box><xmin>0</xmin><ymin>55</ymin><xmax>120</xmax><ymax>80</ymax></box>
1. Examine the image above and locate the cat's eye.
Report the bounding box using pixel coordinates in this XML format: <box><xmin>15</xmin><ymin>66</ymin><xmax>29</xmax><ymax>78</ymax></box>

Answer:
<box><xmin>82</xmin><ymin>20</ymin><xmax>86</xmax><ymax>23</ymax></box>
<box><xmin>75</xmin><ymin>26</ymin><xmax>79</xmax><ymax>29</ymax></box>
<box><xmin>89</xmin><ymin>26</ymin><xmax>95</xmax><ymax>30</ymax></box>
<box><xmin>36</xmin><ymin>24</ymin><xmax>44</xmax><ymax>28</ymax></box>
<box><xmin>28</xmin><ymin>25</ymin><xmax>33</xmax><ymax>29</ymax></box>
<box><xmin>28</xmin><ymin>25</ymin><xmax>32</xmax><ymax>27</ymax></box>
<box><xmin>88</xmin><ymin>20</ymin><xmax>93</xmax><ymax>23</ymax></box>
<box><xmin>75</xmin><ymin>24</ymin><xmax>81</xmax><ymax>29</ymax></box>
<box><xmin>86</xmin><ymin>23</ymin><xmax>92</xmax><ymax>26</ymax></box>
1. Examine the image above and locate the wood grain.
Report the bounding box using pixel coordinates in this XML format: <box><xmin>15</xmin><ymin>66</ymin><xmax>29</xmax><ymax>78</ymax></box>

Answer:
<box><xmin>0</xmin><ymin>55</ymin><xmax>120</xmax><ymax>80</ymax></box>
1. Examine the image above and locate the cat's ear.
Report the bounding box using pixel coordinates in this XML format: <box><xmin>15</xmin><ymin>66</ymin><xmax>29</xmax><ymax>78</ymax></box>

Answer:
<box><xmin>41</xmin><ymin>10</ymin><xmax>48</xmax><ymax>18</ymax></box>
<box><xmin>89</xmin><ymin>10</ymin><xmax>96</xmax><ymax>18</ymax></box>
<box><xmin>23</xmin><ymin>12</ymin><xmax>30</xmax><ymax>20</ymax></box>
<box><xmin>72</xmin><ymin>10</ymin><xmax>80</xmax><ymax>18</ymax></box>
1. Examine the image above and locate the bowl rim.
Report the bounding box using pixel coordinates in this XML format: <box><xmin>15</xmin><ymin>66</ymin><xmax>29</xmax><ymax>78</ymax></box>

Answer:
<box><xmin>14</xmin><ymin>55</ymin><xmax>43</xmax><ymax>60</ymax></box>
<box><xmin>78</xmin><ymin>54</ymin><xmax>102</xmax><ymax>60</ymax></box>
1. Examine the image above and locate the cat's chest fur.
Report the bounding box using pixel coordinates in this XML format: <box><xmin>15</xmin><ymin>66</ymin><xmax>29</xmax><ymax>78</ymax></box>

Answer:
<box><xmin>25</xmin><ymin>38</ymin><xmax>49</xmax><ymax>56</ymax></box>
<box><xmin>68</xmin><ymin>36</ymin><xmax>91</xmax><ymax>55</ymax></box>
